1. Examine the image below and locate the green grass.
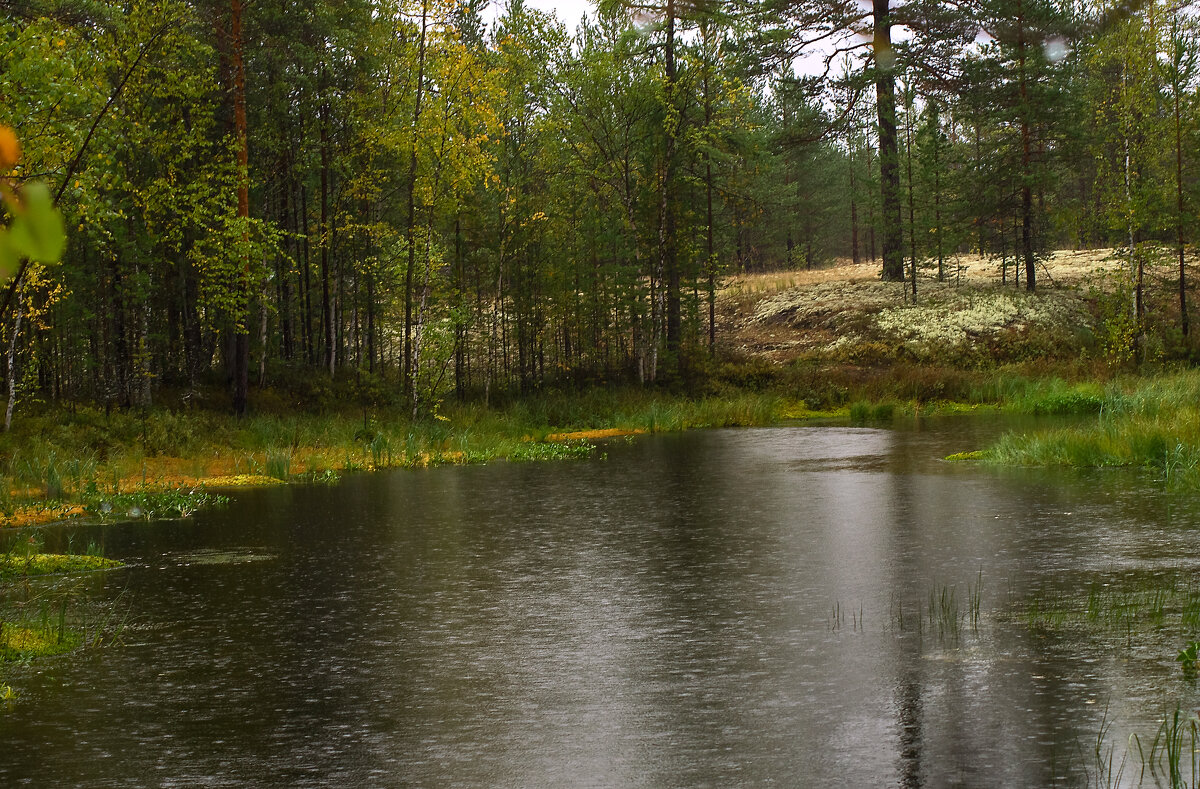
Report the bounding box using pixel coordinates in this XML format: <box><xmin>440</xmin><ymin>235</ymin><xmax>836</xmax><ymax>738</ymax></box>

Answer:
<box><xmin>972</xmin><ymin>370</ymin><xmax>1200</xmax><ymax>487</ymax></box>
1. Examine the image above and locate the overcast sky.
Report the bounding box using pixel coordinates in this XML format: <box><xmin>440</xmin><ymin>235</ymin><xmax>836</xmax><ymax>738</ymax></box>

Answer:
<box><xmin>487</xmin><ymin>0</ymin><xmax>595</xmax><ymax>29</ymax></box>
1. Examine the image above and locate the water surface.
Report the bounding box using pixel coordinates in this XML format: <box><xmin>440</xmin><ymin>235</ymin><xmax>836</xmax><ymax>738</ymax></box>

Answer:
<box><xmin>3</xmin><ymin>419</ymin><xmax>1197</xmax><ymax>787</ymax></box>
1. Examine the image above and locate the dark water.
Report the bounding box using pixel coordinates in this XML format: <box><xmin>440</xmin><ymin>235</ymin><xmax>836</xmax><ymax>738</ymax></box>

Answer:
<box><xmin>3</xmin><ymin>419</ymin><xmax>1199</xmax><ymax>787</ymax></box>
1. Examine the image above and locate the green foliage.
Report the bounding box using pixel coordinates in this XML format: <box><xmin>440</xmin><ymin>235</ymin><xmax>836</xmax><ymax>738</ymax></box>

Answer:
<box><xmin>505</xmin><ymin>441</ymin><xmax>594</xmax><ymax>462</ymax></box>
<box><xmin>0</xmin><ymin>0</ymin><xmax>1198</xmax><ymax>428</ymax></box>
<box><xmin>0</xmin><ymin>182</ymin><xmax>66</xmax><ymax>276</ymax></box>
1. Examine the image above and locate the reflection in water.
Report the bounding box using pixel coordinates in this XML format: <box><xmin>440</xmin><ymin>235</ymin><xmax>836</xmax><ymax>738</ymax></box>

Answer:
<box><xmin>2</xmin><ymin>420</ymin><xmax>1199</xmax><ymax>787</ymax></box>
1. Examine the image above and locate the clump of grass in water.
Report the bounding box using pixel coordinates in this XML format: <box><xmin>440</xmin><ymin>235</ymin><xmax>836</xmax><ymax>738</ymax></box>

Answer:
<box><xmin>1091</xmin><ymin>703</ymin><xmax>1128</xmax><ymax>789</ymax></box>
<box><xmin>929</xmin><ymin>585</ymin><xmax>960</xmax><ymax>639</ymax></box>
<box><xmin>1147</xmin><ymin>707</ymin><xmax>1200</xmax><ymax>788</ymax></box>
<box><xmin>293</xmin><ymin>468</ymin><xmax>339</xmax><ymax>485</ymax></box>
<box><xmin>0</xmin><ymin>595</ymin><xmax>82</xmax><ymax>661</ymax></box>
<box><xmin>506</xmin><ymin>441</ymin><xmax>593</xmax><ymax>462</ymax></box>
<box><xmin>1014</xmin><ymin>573</ymin><xmax>1200</xmax><ymax>645</ymax></box>
<box><xmin>1029</xmin><ymin>391</ymin><xmax>1105</xmax><ymax>416</ymax></box>
<box><xmin>968</xmin><ymin>570</ymin><xmax>982</xmax><ymax>632</ymax></box>
<box><xmin>1182</xmin><ymin>587</ymin><xmax>1200</xmax><ymax>631</ymax></box>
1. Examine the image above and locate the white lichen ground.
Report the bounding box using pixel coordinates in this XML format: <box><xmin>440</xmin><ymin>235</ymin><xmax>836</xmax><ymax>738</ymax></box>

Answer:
<box><xmin>722</xmin><ymin>250</ymin><xmax>1120</xmax><ymax>363</ymax></box>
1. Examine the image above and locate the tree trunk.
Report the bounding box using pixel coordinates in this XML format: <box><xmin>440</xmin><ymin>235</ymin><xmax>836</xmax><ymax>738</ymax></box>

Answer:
<box><xmin>230</xmin><ymin>0</ymin><xmax>251</xmax><ymax>416</ymax></box>
<box><xmin>874</xmin><ymin>0</ymin><xmax>904</xmax><ymax>282</ymax></box>
<box><xmin>320</xmin><ymin>99</ymin><xmax>334</xmax><ymax>377</ymax></box>
<box><xmin>903</xmin><ymin>86</ymin><xmax>917</xmax><ymax>300</ymax></box>
<box><xmin>703</xmin><ymin>51</ymin><xmax>716</xmax><ymax>354</ymax></box>
<box><xmin>661</xmin><ymin>0</ymin><xmax>681</xmax><ymax>373</ymax></box>
<box><xmin>404</xmin><ymin>0</ymin><xmax>429</xmax><ymax>399</ymax></box>
<box><xmin>1175</xmin><ymin>72</ymin><xmax>1189</xmax><ymax>337</ymax></box>
<box><xmin>849</xmin><ymin>131</ymin><xmax>860</xmax><ymax>265</ymax></box>
<box><xmin>4</xmin><ymin>298</ymin><xmax>23</xmax><ymax>431</ymax></box>
<box><xmin>1017</xmin><ymin>0</ymin><xmax>1037</xmax><ymax>291</ymax></box>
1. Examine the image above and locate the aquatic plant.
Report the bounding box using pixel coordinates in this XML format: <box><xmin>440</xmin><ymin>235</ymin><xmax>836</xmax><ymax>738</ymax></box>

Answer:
<box><xmin>847</xmin><ymin>400</ymin><xmax>898</xmax><ymax>424</ymax></box>
<box><xmin>1177</xmin><ymin>642</ymin><xmax>1200</xmax><ymax>676</ymax></box>
<box><xmin>829</xmin><ymin>600</ymin><xmax>863</xmax><ymax>632</ymax></box>
<box><xmin>506</xmin><ymin>441</ymin><xmax>593</xmax><ymax>462</ymax></box>
<box><xmin>968</xmin><ymin>570</ymin><xmax>982</xmax><ymax>632</ymax></box>
<box><xmin>1092</xmin><ymin>704</ymin><xmax>1128</xmax><ymax>789</ymax></box>
<box><xmin>1149</xmin><ymin>707</ymin><xmax>1200</xmax><ymax>789</ymax></box>
<box><xmin>0</xmin><ymin>622</ymin><xmax>80</xmax><ymax>661</ymax></box>
<box><xmin>293</xmin><ymin>468</ymin><xmax>340</xmax><ymax>485</ymax></box>
<box><xmin>82</xmin><ymin>486</ymin><xmax>228</xmax><ymax>520</ymax></box>
<box><xmin>0</xmin><ymin>554</ymin><xmax>122</xmax><ymax>580</ymax></box>
<box><xmin>1028</xmin><ymin>391</ymin><xmax>1105</xmax><ymax>416</ymax></box>
<box><xmin>848</xmin><ymin>402</ymin><xmax>872</xmax><ymax>423</ymax></box>
<box><xmin>929</xmin><ymin>585</ymin><xmax>960</xmax><ymax>638</ymax></box>
<box><xmin>830</xmin><ymin>600</ymin><xmax>844</xmax><ymax>631</ymax></box>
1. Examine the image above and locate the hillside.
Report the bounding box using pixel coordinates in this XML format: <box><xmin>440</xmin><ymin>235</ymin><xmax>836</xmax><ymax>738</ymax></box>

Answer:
<box><xmin>718</xmin><ymin>250</ymin><xmax>1141</xmax><ymax>367</ymax></box>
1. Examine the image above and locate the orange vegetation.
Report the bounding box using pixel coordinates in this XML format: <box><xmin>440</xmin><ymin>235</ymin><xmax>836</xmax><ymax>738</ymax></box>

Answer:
<box><xmin>0</xmin><ymin>504</ymin><xmax>85</xmax><ymax>529</ymax></box>
<box><xmin>544</xmin><ymin>428</ymin><xmax>646</xmax><ymax>441</ymax></box>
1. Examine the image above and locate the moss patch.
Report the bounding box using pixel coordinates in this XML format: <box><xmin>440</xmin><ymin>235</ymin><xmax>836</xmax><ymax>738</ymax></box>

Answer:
<box><xmin>944</xmin><ymin>450</ymin><xmax>986</xmax><ymax>462</ymax></box>
<box><xmin>198</xmin><ymin>474</ymin><xmax>286</xmax><ymax>488</ymax></box>
<box><xmin>0</xmin><ymin>553</ymin><xmax>123</xmax><ymax>580</ymax></box>
<box><xmin>0</xmin><ymin>625</ymin><xmax>80</xmax><ymax>661</ymax></box>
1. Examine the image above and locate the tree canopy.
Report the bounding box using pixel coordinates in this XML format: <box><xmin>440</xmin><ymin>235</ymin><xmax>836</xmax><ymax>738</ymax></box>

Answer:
<box><xmin>2</xmin><ymin>0</ymin><xmax>1199</xmax><ymax>415</ymax></box>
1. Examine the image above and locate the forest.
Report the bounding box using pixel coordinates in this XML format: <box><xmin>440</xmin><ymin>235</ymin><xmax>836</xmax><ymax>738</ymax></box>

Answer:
<box><xmin>1</xmin><ymin>0</ymin><xmax>1198</xmax><ymax>420</ymax></box>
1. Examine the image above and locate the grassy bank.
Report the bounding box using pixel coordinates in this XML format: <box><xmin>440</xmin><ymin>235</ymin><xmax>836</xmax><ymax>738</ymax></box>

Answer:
<box><xmin>0</xmin><ymin>387</ymin><xmax>803</xmax><ymax>528</ymax></box>
<box><xmin>0</xmin><ymin>358</ymin><xmax>1187</xmax><ymax>526</ymax></box>
<box><xmin>970</xmin><ymin>369</ymin><xmax>1200</xmax><ymax>486</ymax></box>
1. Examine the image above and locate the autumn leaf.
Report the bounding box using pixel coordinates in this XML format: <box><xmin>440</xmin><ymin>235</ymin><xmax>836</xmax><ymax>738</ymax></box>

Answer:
<box><xmin>0</xmin><ymin>127</ymin><xmax>19</xmax><ymax>170</ymax></box>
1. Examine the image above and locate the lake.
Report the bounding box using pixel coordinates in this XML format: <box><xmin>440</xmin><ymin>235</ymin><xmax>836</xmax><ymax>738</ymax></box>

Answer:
<box><xmin>3</xmin><ymin>419</ymin><xmax>1198</xmax><ymax>787</ymax></box>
